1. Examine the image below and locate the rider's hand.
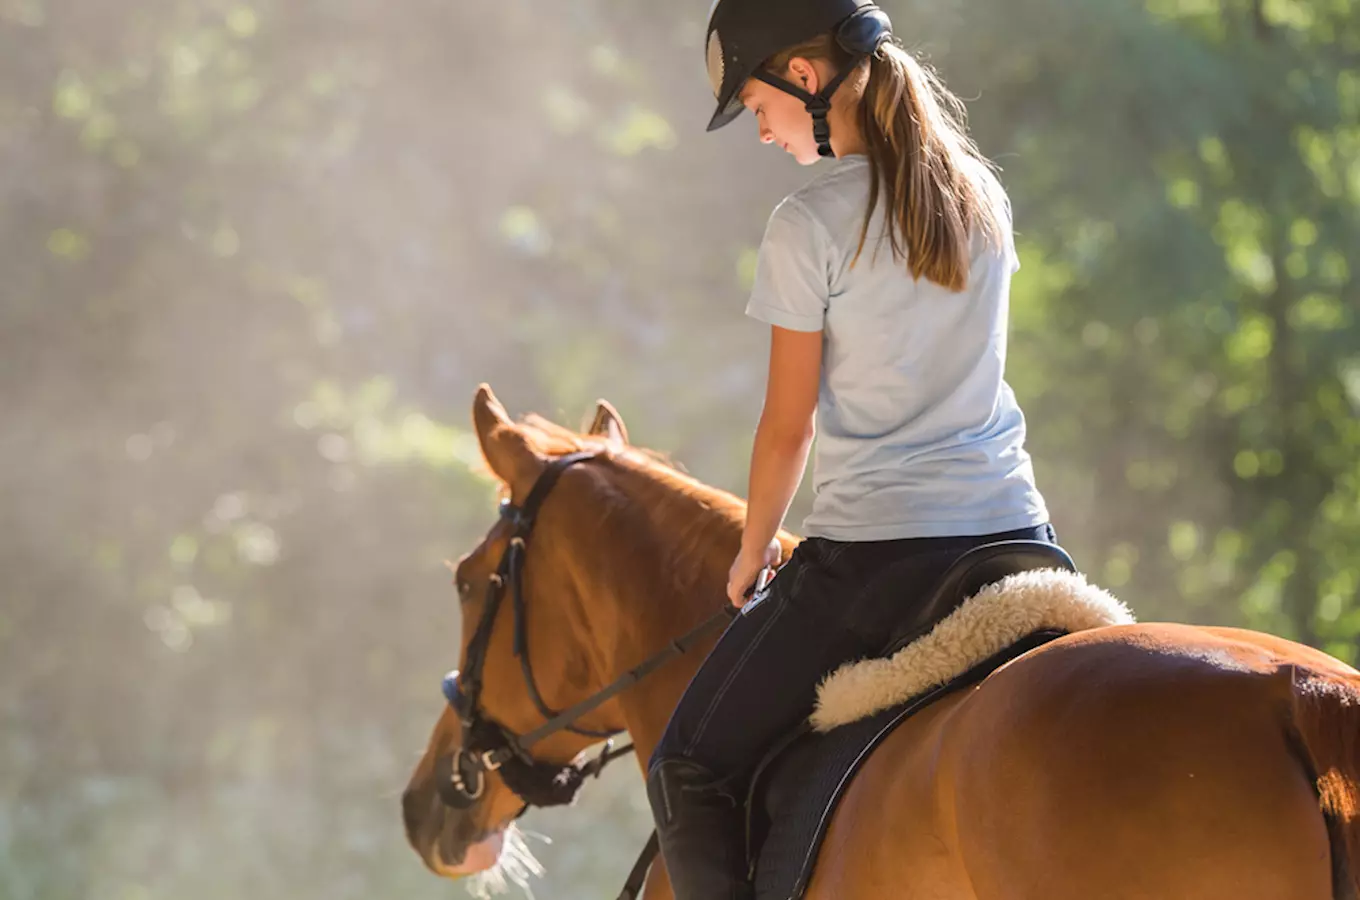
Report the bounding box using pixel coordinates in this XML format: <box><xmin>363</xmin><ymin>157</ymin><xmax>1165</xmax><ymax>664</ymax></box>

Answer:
<box><xmin>727</xmin><ymin>539</ymin><xmax>782</xmax><ymax>608</ymax></box>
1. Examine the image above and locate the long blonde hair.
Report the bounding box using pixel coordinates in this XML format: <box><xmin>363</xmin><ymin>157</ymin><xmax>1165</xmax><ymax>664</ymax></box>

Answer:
<box><xmin>763</xmin><ymin>37</ymin><xmax>1005</xmax><ymax>292</ymax></box>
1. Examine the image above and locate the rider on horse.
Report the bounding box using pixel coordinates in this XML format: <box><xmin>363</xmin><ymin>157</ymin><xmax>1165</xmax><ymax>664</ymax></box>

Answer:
<box><xmin>646</xmin><ymin>2</ymin><xmax>1055</xmax><ymax>896</ymax></box>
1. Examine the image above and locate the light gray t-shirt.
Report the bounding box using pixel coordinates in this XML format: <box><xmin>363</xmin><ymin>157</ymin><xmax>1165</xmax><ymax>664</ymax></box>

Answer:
<box><xmin>746</xmin><ymin>154</ymin><xmax>1048</xmax><ymax>541</ymax></box>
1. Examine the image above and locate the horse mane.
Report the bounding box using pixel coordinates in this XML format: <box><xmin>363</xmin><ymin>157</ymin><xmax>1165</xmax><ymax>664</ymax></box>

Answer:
<box><xmin>483</xmin><ymin>413</ymin><xmax>750</xmax><ymax>599</ymax></box>
<box><xmin>521</xmin><ymin>414</ymin><xmax>681</xmax><ymax>471</ymax></box>
<box><xmin>502</xmin><ymin>414</ymin><xmax>717</xmax><ymax>509</ymax></box>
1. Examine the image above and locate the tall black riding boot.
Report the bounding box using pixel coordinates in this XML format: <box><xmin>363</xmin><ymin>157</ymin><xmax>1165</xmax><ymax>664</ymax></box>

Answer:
<box><xmin>646</xmin><ymin>757</ymin><xmax>754</xmax><ymax>900</ymax></box>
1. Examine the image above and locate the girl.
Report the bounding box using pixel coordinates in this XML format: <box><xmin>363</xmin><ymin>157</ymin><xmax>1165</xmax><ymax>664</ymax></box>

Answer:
<box><xmin>646</xmin><ymin>1</ymin><xmax>1055</xmax><ymax>897</ymax></box>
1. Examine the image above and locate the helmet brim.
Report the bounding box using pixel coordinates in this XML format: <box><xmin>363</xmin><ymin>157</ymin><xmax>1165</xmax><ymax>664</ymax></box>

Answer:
<box><xmin>706</xmin><ymin>91</ymin><xmax>746</xmax><ymax>132</ymax></box>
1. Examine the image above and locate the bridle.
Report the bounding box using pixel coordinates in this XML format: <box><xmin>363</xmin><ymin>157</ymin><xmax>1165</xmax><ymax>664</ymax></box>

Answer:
<box><xmin>436</xmin><ymin>451</ymin><xmax>736</xmax><ymax>812</ymax></box>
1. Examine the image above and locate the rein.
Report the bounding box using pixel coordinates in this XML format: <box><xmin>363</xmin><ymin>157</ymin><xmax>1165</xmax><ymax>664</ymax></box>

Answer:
<box><xmin>437</xmin><ymin>452</ymin><xmax>735</xmax><ymax>812</ymax></box>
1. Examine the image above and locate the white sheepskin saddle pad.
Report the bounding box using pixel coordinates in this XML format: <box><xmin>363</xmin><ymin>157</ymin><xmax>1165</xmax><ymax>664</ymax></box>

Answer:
<box><xmin>810</xmin><ymin>568</ymin><xmax>1134</xmax><ymax>732</ymax></box>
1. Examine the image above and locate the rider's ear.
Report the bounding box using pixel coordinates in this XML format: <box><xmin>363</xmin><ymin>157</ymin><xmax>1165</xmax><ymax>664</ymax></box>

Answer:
<box><xmin>584</xmin><ymin>399</ymin><xmax>629</xmax><ymax>449</ymax></box>
<box><xmin>472</xmin><ymin>384</ymin><xmax>545</xmax><ymax>497</ymax></box>
<box><xmin>786</xmin><ymin>57</ymin><xmax>819</xmax><ymax>94</ymax></box>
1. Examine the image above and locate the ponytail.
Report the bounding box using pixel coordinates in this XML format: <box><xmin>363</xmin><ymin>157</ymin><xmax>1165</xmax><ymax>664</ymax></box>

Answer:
<box><xmin>855</xmin><ymin>44</ymin><xmax>1003</xmax><ymax>291</ymax></box>
<box><xmin>764</xmin><ymin>37</ymin><xmax>1005</xmax><ymax>291</ymax></box>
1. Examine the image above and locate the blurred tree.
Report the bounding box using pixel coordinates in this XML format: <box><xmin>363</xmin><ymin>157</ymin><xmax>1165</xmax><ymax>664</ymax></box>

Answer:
<box><xmin>926</xmin><ymin>0</ymin><xmax>1360</xmax><ymax>658</ymax></box>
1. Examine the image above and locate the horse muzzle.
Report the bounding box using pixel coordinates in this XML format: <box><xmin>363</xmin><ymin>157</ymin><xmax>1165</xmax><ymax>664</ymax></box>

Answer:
<box><xmin>430</xmin><ymin>829</ymin><xmax>505</xmax><ymax>878</ymax></box>
<box><xmin>402</xmin><ymin>775</ymin><xmax>504</xmax><ymax>877</ymax></box>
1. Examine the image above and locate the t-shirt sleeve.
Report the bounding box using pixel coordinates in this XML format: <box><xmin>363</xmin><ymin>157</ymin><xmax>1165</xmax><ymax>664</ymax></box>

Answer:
<box><xmin>1001</xmin><ymin>185</ymin><xmax>1021</xmax><ymax>274</ymax></box>
<box><xmin>745</xmin><ymin>196</ymin><xmax>829</xmax><ymax>333</ymax></box>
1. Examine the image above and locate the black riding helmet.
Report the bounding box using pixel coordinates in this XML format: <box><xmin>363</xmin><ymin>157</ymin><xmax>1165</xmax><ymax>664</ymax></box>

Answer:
<box><xmin>705</xmin><ymin>0</ymin><xmax>893</xmax><ymax>158</ymax></box>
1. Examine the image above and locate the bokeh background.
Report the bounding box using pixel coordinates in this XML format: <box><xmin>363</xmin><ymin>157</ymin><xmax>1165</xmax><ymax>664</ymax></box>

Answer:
<box><xmin>3</xmin><ymin>0</ymin><xmax>1358</xmax><ymax>896</ymax></box>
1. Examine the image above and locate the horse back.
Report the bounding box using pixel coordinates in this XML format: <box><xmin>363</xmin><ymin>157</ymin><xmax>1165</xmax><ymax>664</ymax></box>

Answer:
<box><xmin>809</xmin><ymin>622</ymin><xmax>1347</xmax><ymax>900</ymax></box>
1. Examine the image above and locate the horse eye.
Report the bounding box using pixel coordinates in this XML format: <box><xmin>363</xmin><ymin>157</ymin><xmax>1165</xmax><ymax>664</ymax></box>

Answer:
<box><xmin>457</xmin><ymin>579</ymin><xmax>471</xmax><ymax>597</ymax></box>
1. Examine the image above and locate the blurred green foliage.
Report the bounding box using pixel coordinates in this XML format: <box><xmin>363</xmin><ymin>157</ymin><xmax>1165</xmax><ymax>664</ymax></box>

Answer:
<box><xmin>1</xmin><ymin>0</ymin><xmax>1356</xmax><ymax>896</ymax></box>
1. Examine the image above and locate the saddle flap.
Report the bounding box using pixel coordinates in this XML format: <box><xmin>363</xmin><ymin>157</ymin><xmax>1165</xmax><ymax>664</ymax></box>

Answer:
<box><xmin>747</xmin><ymin>629</ymin><xmax>1069</xmax><ymax>900</ymax></box>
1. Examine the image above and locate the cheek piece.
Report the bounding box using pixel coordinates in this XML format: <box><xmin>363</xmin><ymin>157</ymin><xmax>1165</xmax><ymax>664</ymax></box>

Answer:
<box><xmin>750</xmin><ymin>8</ymin><xmax>893</xmax><ymax>159</ymax></box>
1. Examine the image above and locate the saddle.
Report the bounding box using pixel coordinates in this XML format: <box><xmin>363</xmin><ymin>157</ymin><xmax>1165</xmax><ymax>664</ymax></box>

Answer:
<box><xmin>617</xmin><ymin>540</ymin><xmax>1136</xmax><ymax>900</ymax></box>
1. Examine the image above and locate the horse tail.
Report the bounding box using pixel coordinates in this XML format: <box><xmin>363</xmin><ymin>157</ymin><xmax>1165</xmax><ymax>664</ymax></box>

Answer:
<box><xmin>1288</xmin><ymin>669</ymin><xmax>1360</xmax><ymax>900</ymax></box>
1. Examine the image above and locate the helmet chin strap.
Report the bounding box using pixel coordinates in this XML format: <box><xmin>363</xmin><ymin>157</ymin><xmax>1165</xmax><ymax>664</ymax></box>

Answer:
<box><xmin>752</xmin><ymin>62</ymin><xmax>862</xmax><ymax>159</ymax></box>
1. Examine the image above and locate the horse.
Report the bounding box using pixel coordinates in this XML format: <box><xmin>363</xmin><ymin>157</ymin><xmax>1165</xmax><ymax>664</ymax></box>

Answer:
<box><xmin>402</xmin><ymin>384</ymin><xmax>1360</xmax><ymax>899</ymax></box>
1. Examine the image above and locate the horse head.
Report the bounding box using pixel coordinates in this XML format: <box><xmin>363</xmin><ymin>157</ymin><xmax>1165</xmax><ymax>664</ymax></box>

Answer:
<box><xmin>401</xmin><ymin>385</ymin><xmax>746</xmax><ymax>883</ymax></box>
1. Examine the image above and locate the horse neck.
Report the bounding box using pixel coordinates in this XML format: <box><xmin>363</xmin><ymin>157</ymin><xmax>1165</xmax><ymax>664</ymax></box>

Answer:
<box><xmin>567</xmin><ymin>455</ymin><xmax>746</xmax><ymax>766</ymax></box>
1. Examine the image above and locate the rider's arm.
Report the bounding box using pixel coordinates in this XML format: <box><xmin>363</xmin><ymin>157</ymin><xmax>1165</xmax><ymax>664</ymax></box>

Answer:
<box><xmin>741</xmin><ymin>325</ymin><xmax>822</xmax><ymax>557</ymax></box>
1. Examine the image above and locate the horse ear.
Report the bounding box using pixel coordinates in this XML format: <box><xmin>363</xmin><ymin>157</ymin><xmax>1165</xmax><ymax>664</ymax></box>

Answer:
<box><xmin>472</xmin><ymin>385</ymin><xmax>543</xmax><ymax>494</ymax></box>
<box><xmin>585</xmin><ymin>399</ymin><xmax>629</xmax><ymax>448</ymax></box>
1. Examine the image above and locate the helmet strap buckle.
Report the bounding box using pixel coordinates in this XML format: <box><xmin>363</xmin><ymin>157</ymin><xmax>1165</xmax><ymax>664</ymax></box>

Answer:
<box><xmin>752</xmin><ymin>63</ymin><xmax>860</xmax><ymax>159</ymax></box>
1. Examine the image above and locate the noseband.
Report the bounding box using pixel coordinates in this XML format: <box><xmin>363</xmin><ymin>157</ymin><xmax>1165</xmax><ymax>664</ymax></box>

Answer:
<box><xmin>437</xmin><ymin>451</ymin><xmax>735</xmax><ymax>812</ymax></box>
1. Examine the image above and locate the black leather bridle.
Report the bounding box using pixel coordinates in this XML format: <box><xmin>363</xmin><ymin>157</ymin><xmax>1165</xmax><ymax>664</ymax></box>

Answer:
<box><xmin>436</xmin><ymin>451</ymin><xmax>736</xmax><ymax>813</ymax></box>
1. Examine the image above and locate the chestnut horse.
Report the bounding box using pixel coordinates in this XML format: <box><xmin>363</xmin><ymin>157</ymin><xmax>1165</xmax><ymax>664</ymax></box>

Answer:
<box><xmin>403</xmin><ymin>385</ymin><xmax>1360</xmax><ymax>899</ymax></box>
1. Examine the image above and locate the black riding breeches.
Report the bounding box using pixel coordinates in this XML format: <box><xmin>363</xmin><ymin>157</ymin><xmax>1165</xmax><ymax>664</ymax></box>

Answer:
<box><xmin>648</xmin><ymin>523</ymin><xmax>1058</xmax><ymax>778</ymax></box>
